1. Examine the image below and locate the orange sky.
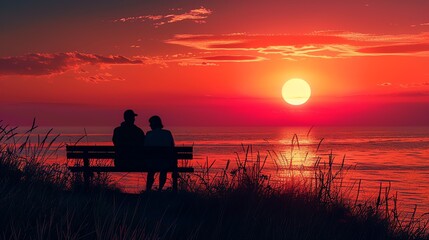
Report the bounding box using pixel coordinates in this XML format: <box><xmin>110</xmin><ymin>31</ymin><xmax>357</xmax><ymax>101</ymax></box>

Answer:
<box><xmin>1</xmin><ymin>1</ymin><xmax>429</xmax><ymax>126</ymax></box>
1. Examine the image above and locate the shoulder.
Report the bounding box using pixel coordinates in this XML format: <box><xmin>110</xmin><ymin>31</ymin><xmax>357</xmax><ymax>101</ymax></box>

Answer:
<box><xmin>161</xmin><ymin>129</ymin><xmax>171</xmax><ymax>134</ymax></box>
<box><xmin>133</xmin><ymin>125</ymin><xmax>144</xmax><ymax>133</ymax></box>
<box><xmin>113</xmin><ymin>126</ymin><xmax>121</xmax><ymax>133</ymax></box>
<box><xmin>159</xmin><ymin>129</ymin><xmax>172</xmax><ymax>136</ymax></box>
<box><xmin>162</xmin><ymin>129</ymin><xmax>173</xmax><ymax>138</ymax></box>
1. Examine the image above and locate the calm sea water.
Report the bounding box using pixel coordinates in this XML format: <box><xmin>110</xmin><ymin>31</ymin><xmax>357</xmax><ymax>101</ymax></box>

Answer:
<box><xmin>31</xmin><ymin>126</ymin><xmax>429</xmax><ymax>216</ymax></box>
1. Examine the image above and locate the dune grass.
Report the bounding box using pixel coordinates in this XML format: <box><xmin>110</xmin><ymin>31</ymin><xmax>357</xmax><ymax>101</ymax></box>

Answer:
<box><xmin>0</xmin><ymin>121</ymin><xmax>428</xmax><ymax>240</ymax></box>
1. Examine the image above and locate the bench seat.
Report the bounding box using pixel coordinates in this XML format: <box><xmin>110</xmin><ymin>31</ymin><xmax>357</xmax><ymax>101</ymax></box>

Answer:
<box><xmin>66</xmin><ymin>145</ymin><xmax>194</xmax><ymax>191</ymax></box>
<box><xmin>68</xmin><ymin>166</ymin><xmax>194</xmax><ymax>173</ymax></box>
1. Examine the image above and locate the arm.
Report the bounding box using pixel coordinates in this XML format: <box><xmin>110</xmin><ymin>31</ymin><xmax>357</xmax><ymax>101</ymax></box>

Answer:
<box><xmin>112</xmin><ymin>128</ymin><xmax>118</xmax><ymax>145</ymax></box>
<box><xmin>139</xmin><ymin>129</ymin><xmax>145</xmax><ymax>146</ymax></box>
<box><xmin>168</xmin><ymin>131</ymin><xmax>175</xmax><ymax>147</ymax></box>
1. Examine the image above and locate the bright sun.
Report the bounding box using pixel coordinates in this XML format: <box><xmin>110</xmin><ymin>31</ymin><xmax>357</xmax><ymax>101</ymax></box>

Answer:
<box><xmin>282</xmin><ymin>78</ymin><xmax>311</xmax><ymax>105</ymax></box>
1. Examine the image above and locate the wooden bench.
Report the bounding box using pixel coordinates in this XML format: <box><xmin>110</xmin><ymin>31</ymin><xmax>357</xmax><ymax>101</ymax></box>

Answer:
<box><xmin>66</xmin><ymin>145</ymin><xmax>194</xmax><ymax>191</ymax></box>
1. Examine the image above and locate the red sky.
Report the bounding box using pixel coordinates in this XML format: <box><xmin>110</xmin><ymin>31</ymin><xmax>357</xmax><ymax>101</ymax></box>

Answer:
<box><xmin>1</xmin><ymin>1</ymin><xmax>429</xmax><ymax>127</ymax></box>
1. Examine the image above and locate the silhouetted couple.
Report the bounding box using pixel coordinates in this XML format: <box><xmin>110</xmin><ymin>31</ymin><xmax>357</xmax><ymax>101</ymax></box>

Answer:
<box><xmin>112</xmin><ymin>109</ymin><xmax>174</xmax><ymax>191</ymax></box>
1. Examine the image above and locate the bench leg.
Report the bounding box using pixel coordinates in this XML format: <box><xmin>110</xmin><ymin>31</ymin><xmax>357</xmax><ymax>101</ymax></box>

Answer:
<box><xmin>83</xmin><ymin>156</ymin><xmax>91</xmax><ymax>189</ymax></box>
<box><xmin>172</xmin><ymin>171</ymin><xmax>178</xmax><ymax>192</ymax></box>
<box><xmin>84</xmin><ymin>170</ymin><xmax>91</xmax><ymax>189</ymax></box>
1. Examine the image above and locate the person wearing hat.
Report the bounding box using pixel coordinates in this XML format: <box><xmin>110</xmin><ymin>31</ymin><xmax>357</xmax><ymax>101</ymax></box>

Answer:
<box><xmin>112</xmin><ymin>109</ymin><xmax>145</xmax><ymax>168</ymax></box>
<box><xmin>144</xmin><ymin>115</ymin><xmax>175</xmax><ymax>191</ymax></box>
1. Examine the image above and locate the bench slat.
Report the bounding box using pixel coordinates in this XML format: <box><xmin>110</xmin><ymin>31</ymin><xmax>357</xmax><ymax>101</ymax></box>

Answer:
<box><xmin>176</xmin><ymin>153</ymin><xmax>193</xmax><ymax>159</ymax></box>
<box><xmin>66</xmin><ymin>146</ymin><xmax>193</xmax><ymax>160</ymax></box>
<box><xmin>68</xmin><ymin>166</ymin><xmax>194</xmax><ymax>173</ymax></box>
<box><xmin>67</xmin><ymin>152</ymin><xmax>116</xmax><ymax>159</ymax></box>
<box><xmin>66</xmin><ymin>153</ymin><xmax>193</xmax><ymax>160</ymax></box>
<box><xmin>67</xmin><ymin>145</ymin><xmax>115</xmax><ymax>151</ymax></box>
<box><xmin>66</xmin><ymin>145</ymin><xmax>193</xmax><ymax>153</ymax></box>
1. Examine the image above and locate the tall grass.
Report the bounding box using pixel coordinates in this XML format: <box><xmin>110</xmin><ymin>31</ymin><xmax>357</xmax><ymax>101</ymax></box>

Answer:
<box><xmin>185</xmin><ymin>132</ymin><xmax>429</xmax><ymax>239</ymax></box>
<box><xmin>1</xmin><ymin>121</ymin><xmax>428</xmax><ymax>239</ymax></box>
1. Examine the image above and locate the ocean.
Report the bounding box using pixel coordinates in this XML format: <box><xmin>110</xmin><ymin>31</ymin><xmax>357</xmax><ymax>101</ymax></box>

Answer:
<box><xmin>24</xmin><ymin>126</ymin><xmax>429</xmax><ymax>216</ymax></box>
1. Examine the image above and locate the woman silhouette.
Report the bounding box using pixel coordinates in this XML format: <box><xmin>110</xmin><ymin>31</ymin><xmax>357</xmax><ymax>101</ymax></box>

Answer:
<box><xmin>144</xmin><ymin>115</ymin><xmax>175</xmax><ymax>191</ymax></box>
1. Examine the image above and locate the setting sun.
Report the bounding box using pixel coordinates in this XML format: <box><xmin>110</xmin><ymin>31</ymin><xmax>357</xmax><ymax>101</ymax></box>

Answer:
<box><xmin>282</xmin><ymin>78</ymin><xmax>311</xmax><ymax>105</ymax></box>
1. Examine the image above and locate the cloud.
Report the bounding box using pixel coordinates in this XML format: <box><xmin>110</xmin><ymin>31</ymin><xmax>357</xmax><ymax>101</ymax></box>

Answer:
<box><xmin>134</xmin><ymin>52</ymin><xmax>263</xmax><ymax>67</ymax></box>
<box><xmin>412</xmin><ymin>22</ymin><xmax>429</xmax><ymax>27</ymax></box>
<box><xmin>77</xmin><ymin>73</ymin><xmax>125</xmax><ymax>83</ymax></box>
<box><xmin>166</xmin><ymin>33</ymin><xmax>360</xmax><ymax>50</ymax></box>
<box><xmin>166</xmin><ymin>32</ymin><xmax>429</xmax><ymax>59</ymax></box>
<box><xmin>376</xmin><ymin>82</ymin><xmax>429</xmax><ymax>89</ymax></box>
<box><xmin>175</xmin><ymin>55</ymin><xmax>264</xmax><ymax>66</ymax></box>
<box><xmin>166</xmin><ymin>7</ymin><xmax>211</xmax><ymax>25</ymax></box>
<box><xmin>399</xmin><ymin>82</ymin><xmax>429</xmax><ymax>88</ymax></box>
<box><xmin>113</xmin><ymin>7</ymin><xmax>212</xmax><ymax>26</ymax></box>
<box><xmin>178</xmin><ymin>62</ymin><xmax>218</xmax><ymax>67</ymax></box>
<box><xmin>0</xmin><ymin>52</ymin><xmax>143</xmax><ymax>76</ymax></box>
<box><xmin>198</xmin><ymin>55</ymin><xmax>264</xmax><ymax>62</ymax></box>
<box><xmin>357</xmin><ymin>43</ymin><xmax>429</xmax><ymax>54</ymax></box>
<box><xmin>166</xmin><ymin>32</ymin><xmax>385</xmax><ymax>49</ymax></box>
<box><xmin>113</xmin><ymin>15</ymin><xmax>163</xmax><ymax>23</ymax></box>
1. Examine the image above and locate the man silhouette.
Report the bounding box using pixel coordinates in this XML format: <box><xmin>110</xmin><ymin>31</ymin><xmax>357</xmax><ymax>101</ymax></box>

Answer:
<box><xmin>112</xmin><ymin>109</ymin><xmax>145</xmax><ymax>169</ymax></box>
<box><xmin>144</xmin><ymin>115</ymin><xmax>175</xmax><ymax>191</ymax></box>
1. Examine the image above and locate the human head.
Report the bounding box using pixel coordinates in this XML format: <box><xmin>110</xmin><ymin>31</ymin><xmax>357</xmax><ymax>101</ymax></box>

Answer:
<box><xmin>123</xmin><ymin>109</ymin><xmax>137</xmax><ymax>123</ymax></box>
<box><xmin>149</xmin><ymin>115</ymin><xmax>163</xmax><ymax>129</ymax></box>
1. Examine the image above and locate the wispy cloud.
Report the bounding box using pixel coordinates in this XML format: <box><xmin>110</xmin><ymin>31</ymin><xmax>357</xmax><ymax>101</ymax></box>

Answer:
<box><xmin>166</xmin><ymin>32</ymin><xmax>377</xmax><ymax>50</ymax></box>
<box><xmin>0</xmin><ymin>52</ymin><xmax>143</xmax><ymax>76</ymax></box>
<box><xmin>113</xmin><ymin>15</ymin><xmax>163</xmax><ymax>23</ymax></box>
<box><xmin>198</xmin><ymin>55</ymin><xmax>265</xmax><ymax>62</ymax></box>
<box><xmin>166</xmin><ymin>32</ymin><xmax>429</xmax><ymax>59</ymax></box>
<box><xmin>134</xmin><ymin>52</ymin><xmax>265</xmax><ymax>67</ymax></box>
<box><xmin>178</xmin><ymin>62</ymin><xmax>218</xmax><ymax>67</ymax></box>
<box><xmin>375</xmin><ymin>82</ymin><xmax>429</xmax><ymax>89</ymax></box>
<box><xmin>399</xmin><ymin>82</ymin><xmax>429</xmax><ymax>88</ymax></box>
<box><xmin>113</xmin><ymin>7</ymin><xmax>212</xmax><ymax>27</ymax></box>
<box><xmin>77</xmin><ymin>73</ymin><xmax>125</xmax><ymax>83</ymax></box>
<box><xmin>357</xmin><ymin>43</ymin><xmax>429</xmax><ymax>54</ymax></box>
<box><xmin>411</xmin><ymin>22</ymin><xmax>429</xmax><ymax>27</ymax></box>
<box><xmin>174</xmin><ymin>55</ymin><xmax>265</xmax><ymax>67</ymax></box>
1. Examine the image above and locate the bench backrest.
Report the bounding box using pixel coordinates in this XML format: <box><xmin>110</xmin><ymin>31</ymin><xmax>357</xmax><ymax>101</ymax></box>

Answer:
<box><xmin>66</xmin><ymin>145</ymin><xmax>193</xmax><ymax>160</ymax></box>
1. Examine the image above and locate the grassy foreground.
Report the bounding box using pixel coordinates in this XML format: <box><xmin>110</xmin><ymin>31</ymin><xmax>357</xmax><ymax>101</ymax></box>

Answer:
<box><xmin>0</xmin><ymin>122</ymin><xmax>428</xmax><ymax>240</ymax></box>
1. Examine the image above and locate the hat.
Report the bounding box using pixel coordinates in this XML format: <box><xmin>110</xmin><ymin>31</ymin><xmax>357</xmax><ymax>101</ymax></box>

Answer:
<box><xmin>124</xmin><ymin>109</ymin><xmax>138</xmax><ymax>119</ymax></box>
